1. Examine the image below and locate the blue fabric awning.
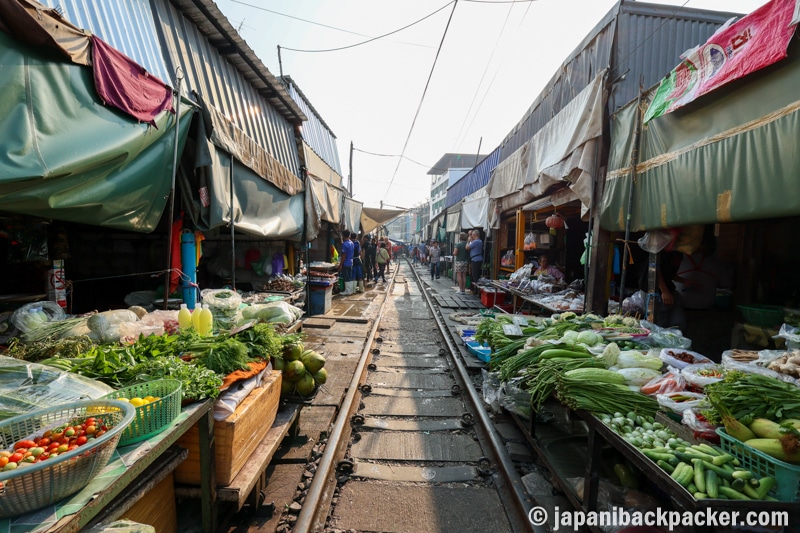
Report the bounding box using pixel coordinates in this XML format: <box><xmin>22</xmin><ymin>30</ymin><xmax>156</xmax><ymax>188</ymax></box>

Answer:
<box><xmin>445</xmin><ymin>148</ymin><xmax>499</xmax><ymax>208</ymax></box>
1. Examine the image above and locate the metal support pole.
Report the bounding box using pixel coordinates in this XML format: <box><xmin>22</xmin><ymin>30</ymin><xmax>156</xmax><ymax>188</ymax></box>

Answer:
<box><xmin>230</xmin><ymin>155</ymin><xmax>236</xmax><ymax>290</ymax></box>
<box><xmin>163</xmin><ymin>71</ymin><xmax>183</xmax><ymax>310</ymax></box>
<box><xmin>618</xmin><ymin>83</ymin><xmax>645</xmax><ymax>300</ymax></box>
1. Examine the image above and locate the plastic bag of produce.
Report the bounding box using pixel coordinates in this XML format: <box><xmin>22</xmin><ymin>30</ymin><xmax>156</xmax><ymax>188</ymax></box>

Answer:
<box><xmin>10</xmin><ymin>301</ymin><xmax>66</xmax><ymax>333</ymax></box>
<box><xmin>656</xmin><ymin>391</ymin><xmax>709</xmax><ymax>414</ymax></box>
<box><xmin>681</xmin><ymin>408</ymin><xmax>719</xmax><ymax>442</ymax></box>
<box><xmin>202</xmin><ymin>289</ymin><xmax>243</xmax><ymax>330</ymax></box>
<box><xmin>776</xmin><ymin>324</ymin><xmax>800</xmax><ymax>351</ymax></box>
<box><xmin>639</xmin><ymin>366</ymin><xmax>685</xmax><ymax>396</ymax></box>
<box><xmin>638</xmin><ymin>320</ymin><xmax>692</xmax><ymax>349</ymax></box>
<box><xmin>0</xmin><ymin>355</ymin><xmax>114</xmax><ymax>420</ymax></box>
<box><xmin>86</xmin><ymin>520</ymin><xmax>155</xmax><ymax>533</ymax></box>
<box><xmin>615</xmin><ymin>367</ymin><xmax>662</xmax><ymax>386</ymax></box>
<box><xmin>681</xmin><ymin>363</ymin><xmax>725</xmax><ymax>389</ymax></box>
<box><xmin>659</xmin><ymin>347</ymin><xmax>712</xmax><ymax>369</ymax></box>
<box><xmin>86</xmin><ymin>309</ymin><xmax>140</xmax><ymax>343</ymax></box>
<box><xmin>616</xmin><ymin>350</ymin><xmax>663</xmax><ymax>371</ymax></box>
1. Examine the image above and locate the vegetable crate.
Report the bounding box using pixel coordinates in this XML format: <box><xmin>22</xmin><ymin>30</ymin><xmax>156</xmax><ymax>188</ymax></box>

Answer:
<box><xmin>466</xmin><ymin>341</ymin><xmax>491</xmax><ymax>363</ymax></box>
<box><xmin>103</xmin><ymin>379</ymin><xmax>182</xmax><ymax>447</ymax></box>
<box><xmin>480</xmin><ymin>289</ymin><xmax>506</xmax><ymax>308</ymax></box>
<box><xmin>717</xmin><ymin>428</ymin><xmax>800</xmax><ymax>502</ymax></box>
<box><xmin>175</xmin><ymin>370</ymin><xmax>281</xmax><ymax>486</ymax></box>
<box><xmin>737</xmin><ymin>304</ymin><xmax>784</xmax><ymax>327</ymax></box>
<box><xmin>0</xmin><ymin>399</ymin><xmax>135</xmax><ymax>517</ymax></box>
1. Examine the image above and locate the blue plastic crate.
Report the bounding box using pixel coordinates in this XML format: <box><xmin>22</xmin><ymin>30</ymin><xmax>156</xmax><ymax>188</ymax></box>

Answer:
<box><xmin>466</xmin><ymin>341</ymin><xmax>491</xmax><ymax>363</ymax></box>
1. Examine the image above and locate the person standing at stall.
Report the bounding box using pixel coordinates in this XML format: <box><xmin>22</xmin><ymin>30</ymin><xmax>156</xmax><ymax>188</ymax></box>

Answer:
<box><xmin>339</xmin><ymin>230</ymin><xmax>355</xmax><ymax>295</ymax></box>
<box><xmin>453</xmin><ymin>232</ymin><xmax>469</xmax><ymax>294</ymax></box>
<box><xmin>362</xmin><ymin>235</ymin><xmax>376</xmax><ymax>286</ymax></box>
<box><xmin>351</xmin><ymin>232</ymin><xmax>364</xmax><ymax>293</ymax></box>
<box><xmin>375</xmin><ymin>241</ymin><xmax>390</xmax><ymax>283</ymax></box>
<box><xmin>429</xmin><ymin>241</ymin><xmax>441</xmax><ymax>279</ymax></box>
<box><xmin>466</xmin><ymin>230</ymin><xmax>483</xmax><ymax>294</ymax></box>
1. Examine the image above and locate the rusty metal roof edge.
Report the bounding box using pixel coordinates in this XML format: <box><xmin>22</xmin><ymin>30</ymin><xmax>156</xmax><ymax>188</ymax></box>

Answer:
<box><xmin>170</xmin><ymin>0</ymin><xmax>307</xmax><ymax>124</ymax></box>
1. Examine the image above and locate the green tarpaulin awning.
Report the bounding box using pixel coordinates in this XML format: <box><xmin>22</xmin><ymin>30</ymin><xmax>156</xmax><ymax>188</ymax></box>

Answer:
<box><xmin>601</xmin><ymin>38</ymin><xmax>800</xmax><ymax>232</ymax></box>
<box><xmin>0</xmin><ymin>31</ymin><xmax>193</xmax><ymax>233</ymax></box>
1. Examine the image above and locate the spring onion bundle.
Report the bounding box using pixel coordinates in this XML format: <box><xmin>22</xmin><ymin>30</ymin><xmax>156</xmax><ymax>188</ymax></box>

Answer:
<box><xmin>555</xmin><ymin>375</ymin><xmax>659</xmax><ymax>417</ymax></box>
<box><xmin>704</xmin><ymin>370</ymin><xmax>800</xmax><ymax>425</ymax></box>
<box><xmin>525</xmin><ymin>357</ymin><xmax>606</xmax><ymax>412</ymax></box>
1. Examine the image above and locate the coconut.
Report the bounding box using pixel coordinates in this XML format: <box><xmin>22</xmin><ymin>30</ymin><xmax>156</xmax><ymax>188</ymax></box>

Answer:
<box><xmin>300</xmin><ymin>350</ymin><xmax>326</xmax><ymax>374</ymax></box>
<box><xmin>283</xmin><ymin>360</ymin><xmax>306</xmax><ymax>382</ymax></box>
<box><xmin>312</xmin><ymin>368</ymin><xmax>328</xmax><ymax>385</ymax></box>
<box><xmin>295</xmin><ymin>373</ymin><xmax>316</xmax><ymax>397</ymax></box>
<box><xmin>284</xmin><ymin>342</ymin><xmax>304</xmax><ymax>361</ymax></box>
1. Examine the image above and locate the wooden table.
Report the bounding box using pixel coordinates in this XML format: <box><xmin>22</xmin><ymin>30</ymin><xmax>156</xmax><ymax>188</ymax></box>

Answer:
<box><xmin>0</xmin><ymin>400</ymin><xmax>217</xmax><ymax>533</ymax></box>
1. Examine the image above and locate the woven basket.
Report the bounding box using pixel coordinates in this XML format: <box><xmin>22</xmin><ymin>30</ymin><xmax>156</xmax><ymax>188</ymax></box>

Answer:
<box><xmin>103</xmin><ymin>379</ymin><xmax>182</xmax><ymax>446</ymax></box>
<box><xmin>0</xmin><ymin>399</ymin><xmax>134</xmax><ymax>517</ymax></box>
<box><xmin>738</xmin><ymin>304</ymin><xmax>784</xmax><ymax>327</ymax></box>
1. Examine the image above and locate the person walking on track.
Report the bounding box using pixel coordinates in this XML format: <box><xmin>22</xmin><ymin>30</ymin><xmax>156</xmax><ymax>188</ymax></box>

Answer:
<box><xmin>466</xmin><ymin>230</ymin><xmax>483</xmax><ymax>295</ymax></box>
<box><xmin>375</xmin><ymin>241</ymin><xmax>390</xmax><ymax>283</ymax></box>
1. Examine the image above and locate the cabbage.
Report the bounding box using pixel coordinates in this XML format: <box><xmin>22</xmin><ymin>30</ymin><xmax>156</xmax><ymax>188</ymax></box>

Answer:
<box><xmin>576</xmin><ymin>330</ymin><xmax>602</xmax><ymax>347</ymax></box>
<box><xmin>616</xmin><ymin>367</ymin><xmax>662</xmax><ymax>386</ymax></box>
<box><xmin>561</xmin><ymin>330</ymin><xmax>579</xmax><ymax>345</ymax></box>
<box><xmin>600</xmin><ymin>342</ymin><xmax>620</xmax><ymax>366</ymax></box>
<box><xmin>616</xmin><ymin>351</ymin><xmax>663</xmax><ymax>371</ymax></box>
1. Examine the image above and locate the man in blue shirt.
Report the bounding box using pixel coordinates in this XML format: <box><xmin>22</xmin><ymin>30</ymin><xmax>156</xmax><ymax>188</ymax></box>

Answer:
<box><xmin>339</xmin><ymin>230</ymin><xmax>355</xmax><ymax>295</ymax></box>
<box><xmin>466</xmin><ymin>229</ymin><xmax>483</xmax><ymax>294</ymax></box>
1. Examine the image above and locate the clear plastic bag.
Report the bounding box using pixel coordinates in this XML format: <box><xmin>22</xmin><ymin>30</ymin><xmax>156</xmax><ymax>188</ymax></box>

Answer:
<box><xmin>659</xmin><ymin>347</ymin><xmax>712</xmax><ymax>369</ymax></box>
<box><xmin>682</xmin><ymin>408</ymin><xmax>720</xmax><ymax>442</ymax></box>
<box><xmin>86</xmin><ymin>520</ymin><xmax>155</xmax><ymax>533</ymax></box>
<box><xmin>10</xmin><ymin>301</ymin><xmax>66</xmax><ymax>333</ymax></box>
<box><xmin>0</xmin><ymin>356</ymin><xmax>114</xmax><ymax>420</ymax></box>
<box><xmin>202</xmin><ymin>289</ymin><xmax>243</xmax><ymax>330</ymax></box>
<box><xmin>639</xmin><ymin>320</ymin><xmax>691</xmax><ymax>349</ymax></box>
<box><xmin>720</xmin><ymin>349</ymin><xmax>800</xmax><ymax>385</ymax></box>
<box><xmin>499</xmin><ymin>376</ymin><xmax>532</xmax><ymax>419</ymax></box>
<box><xmin>621</xmin><ymin>290</ymin><xmax>646</xmax><ymax>315</ymax></box>
<box><xmin>776</xmin><ymin>324</ymin><xmax>800</xmax><ymax>351</ymax></box>
<box><xmin>681</xmin><ymin>363</ymin><xmax>725</xmax><ymax>389</ymax></box>
<box><xmin>656</xmin><ymin>391</ymin><xmax>709</xmax><ymax>414</ymax></box>
<box><xmin>639</xmin><ymin>367</ymin><xmax>685</xmax><ymax>396</ymax></box>
<box><xmin>637</xmin><ymin>230</ymin><xmax>674</xmax><ymax>253</ymax></box>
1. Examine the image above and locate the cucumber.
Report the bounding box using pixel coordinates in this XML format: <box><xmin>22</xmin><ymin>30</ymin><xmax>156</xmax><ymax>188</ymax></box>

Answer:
<box><xmin>657</xmin><ymin>460</ymin><xmax>675</xmax><ymax>474</ymax></box>
<box><xmin>731</xmin><ymin>470</ymin><xmax>753</xmax><ymax>480</ymax></box>
<box><xmin>756</xmin><ymin>477</ymin><xmax>776</xmax><ymax>500</ymax></box>
<box><xmin>692</xmin><ymin>459</ymin><xmax>706</xmax><ymax>494</ymax></box>
<box><xmin>719</xmin><ymin>486</ymin><xmax>751</xmax><ymax>500</ymax></box>
<box><xmin>705</xmin><ymin>470</ymin><xmax>719</xmax><ymax>499</ymax></box>
<box><xmin>642</xmin><ymin>450</ymin><xmax>676</xmax><ymax>463</ymax></box>
<box><xmin>712</xmin><ymin>453</ymin><xmax>736</xmax><ymax>466</ymax></box>
<box><xmin>701</xmin><ymin>460</ymin><xmax>734</xmax><ymax>480</ymax></box>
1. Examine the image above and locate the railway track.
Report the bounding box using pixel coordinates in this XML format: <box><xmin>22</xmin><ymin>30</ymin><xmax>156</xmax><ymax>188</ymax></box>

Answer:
<box><xmin>290</xmin><ymin>260</ymin><xmax>538</xmax><ymax>533</ymax></box>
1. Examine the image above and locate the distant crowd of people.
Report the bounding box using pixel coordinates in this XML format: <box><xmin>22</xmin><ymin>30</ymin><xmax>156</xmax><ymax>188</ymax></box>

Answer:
<box><xmin>338</xmin><ymin>231</ymin><xmax>395</xmax><ymax>295</ymax></box>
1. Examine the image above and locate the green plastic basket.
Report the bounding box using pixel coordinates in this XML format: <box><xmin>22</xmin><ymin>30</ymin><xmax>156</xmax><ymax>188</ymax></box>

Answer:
<box><xmin>103</xmin><ymin>379</ymin><xmax>182</xmax><ymax>446</ymax></box>
<box><xmin>737</xmin><ymin>304</ymin><xmax>785</xmax><ymax>327</ymax></box>
<box><xmin>0</xmin><ymin>399</ymin><xmax>134</xmax><ymax>517</ymax></box>
<box><xmin>717</xmin><ymin>428</ymin><xmax>800</xmax><ymax>502</ymax></box>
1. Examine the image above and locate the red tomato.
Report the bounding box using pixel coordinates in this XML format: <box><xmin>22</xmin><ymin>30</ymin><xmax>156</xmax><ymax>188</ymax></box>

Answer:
<box><xmin>0</xmin><ymin>457</ymin><xmax>7</xmax><ymax>468</ymax></box>
<box><xmin>8</xmin><ymin>452</ymin><xmax>23</xmax><ymax>464</ymax></box>
<box><xmin>85</xmin><ymin>425</ymin><xmax>97</xmax><ymax>435</ymax></box>
<box><xmin>38</xmin><ymin>452</ymin><xmax>49</xmax><ymax>461</ymax></box>
<box><xmin>76</xmin><ymin>436</ymin><xmax>88</xmax><ymax>446</ymax></box>
<box><xmin>52</xmin><ymin>431</ymin><xmax>64</xmax><ymax>441</ymax></box>
<box><xmin>67</xmin><ymin>444</ymin><xmax>78</xmax><ymax>451</ymax></box>
<box><xmin>85</xmin><ymin>417</ymin><xmax>96</xmax><ymax>426</ymax></box>
<box><xmin>38</xmin><ymin>438</ymin><xmax>50</xmax><ymax>447</ymax></box>
<box><xmin>13</xmin><ymin>440</ymin><xmax>36</xmax><ymax>451</ymax></box>
<box><xmin>95</xmin><ymin>430</ymin><xmax>106</xmax><ymax>438</ymax></box>
<box><xmin>57</xmin><ymin>444</ymin><xmax>68</xmax><ymax>454</ymax></box>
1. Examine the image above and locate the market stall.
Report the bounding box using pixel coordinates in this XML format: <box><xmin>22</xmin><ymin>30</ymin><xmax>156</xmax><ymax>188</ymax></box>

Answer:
<box><xmin>0</xmin><ymin>295</ymin><xmax>321</xmax><ymax>532</ymax></box>
<box><xmin>473</xmin><ymin>309</ymin><xmax>800</xmax><ymax>526</ymax></box>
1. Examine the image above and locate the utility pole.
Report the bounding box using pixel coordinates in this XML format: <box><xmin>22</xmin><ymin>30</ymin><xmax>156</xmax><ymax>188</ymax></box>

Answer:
<box><xmin>380</xmin><ymin>201</ymin><xmax>383</xmax><ymax>209</ymax></box>
<box><xmin>348</xmin><ymin>141</ymin><xmax>353</xmax><ymax>196</ymax></box>
<box><xmin>475</xmin><ymin>136</ymin><xmax>482</xmax><ymax>168</ymax></box>
<box><xmin>277</xmin><ymin>45</ymin><xmax>283</xmax><ymax>77</ymax></box>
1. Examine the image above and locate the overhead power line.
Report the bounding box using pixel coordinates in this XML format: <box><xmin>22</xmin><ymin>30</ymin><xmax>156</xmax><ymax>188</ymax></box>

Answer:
<box><xmin>353</xmin><ymin>148</ymin><xmax>432</xmax><ymax>169</ymax></box>
<box><xmin>279</xmin><ymin>2</ymin><xmax>456</xmax><ymax>53</ymax></box>
<box><xmin>382</xmin><ymin>0</ymin><xmax>460</xmax><ymax>202</ymax></box>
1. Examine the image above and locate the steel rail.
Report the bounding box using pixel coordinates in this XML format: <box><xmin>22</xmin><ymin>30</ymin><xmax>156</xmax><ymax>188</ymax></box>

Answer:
<box><xmin>293</xmin><ymin>271</ymin><xmax>393</xmax><ymax>532</ymax></box>
<box><xmin>406</xmin><ymin>259</ymin><xmax>540</xmax><ymax>533</ymax></box>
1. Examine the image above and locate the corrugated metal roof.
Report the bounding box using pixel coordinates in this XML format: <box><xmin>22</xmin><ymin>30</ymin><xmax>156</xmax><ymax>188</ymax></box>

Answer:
<box><xmin>39</xmin><ymin>0</ymin><xmax>306</xmax><ymax>179</ymax></box>
<box><xmin>36</xmin><ymin>0</ymin><xmax>172</xmax><ymax>84</ymax></box>
<box><xmin>499</xmin><ymin>0</ymin><xmax>742</xmax><ymax>161</ymax></box>
<box><xmin>283</xmin><ymin>76</ymin><xmax>343</xmax><ymax>175</ymax></box>
<box><xmin>152</xmin><ymin>0</ymin><xmax>303</xmax><ymax>177</ymax></box>
<box><xmin>445</xmin><ymin>147</ymin><xmax>499</xmax><ymax>208</ymax></box>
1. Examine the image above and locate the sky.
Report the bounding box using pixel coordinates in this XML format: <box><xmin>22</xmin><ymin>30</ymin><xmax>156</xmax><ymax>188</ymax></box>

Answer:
<box><xmin>215</xmin><ymin>0</ymin><xmax>767</xmax><ymax>211</ymax></box>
